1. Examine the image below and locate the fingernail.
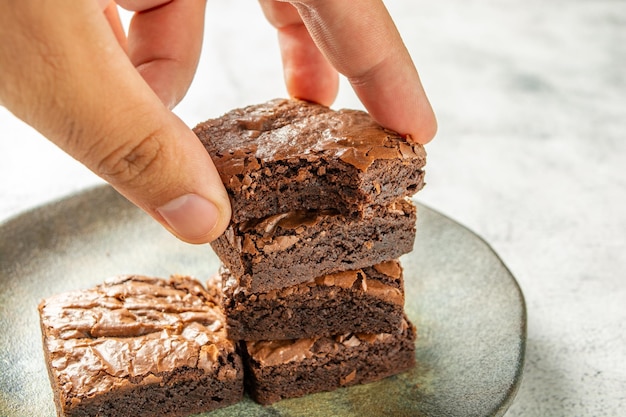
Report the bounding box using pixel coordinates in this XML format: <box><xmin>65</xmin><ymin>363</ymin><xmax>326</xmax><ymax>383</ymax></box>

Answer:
<box><xmin>156</xmin><ymin>194</ymin><xmax>219</xmax><ymax>242</ymax></box>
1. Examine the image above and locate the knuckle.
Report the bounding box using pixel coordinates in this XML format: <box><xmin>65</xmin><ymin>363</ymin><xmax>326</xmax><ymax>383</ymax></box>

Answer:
<box><xmin>95</xmin><ymin>128</ymin><xmax>165</xmax><ymax>188</ymax></box>
<box><xmin>346</xmin><ymin>54</ymin><xmax>388</xmax><ymax>87</ymax></box>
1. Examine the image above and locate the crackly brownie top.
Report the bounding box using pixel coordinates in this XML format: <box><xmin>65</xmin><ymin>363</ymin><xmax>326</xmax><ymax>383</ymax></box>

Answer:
<box><xmin>220</xmin><ymin>198</ymin><xmax>415</xmax><ymax>258</ymax></box>
<box><xmin>237</xmin><ymin>198</ymin><xmax>414</xmax><ymax>236</ymax></box>
<box><xmin>246</xmin><ymin>318</ymin><xmax>411</xmax><ymax>367</ymax></box>
<box><xmin>220</xmin><ymin>260</ymin><xmax>404</xmax><ymax>306</ymax></box>
<box><xmin>39</xmin><ymin>275</ymin><xmax>236</xmax><ymax>400</ymax></box>
<box><xmin>193</xmin><ymin>98</ymin><xmax>426</xmax><ymax>179</ymax></box>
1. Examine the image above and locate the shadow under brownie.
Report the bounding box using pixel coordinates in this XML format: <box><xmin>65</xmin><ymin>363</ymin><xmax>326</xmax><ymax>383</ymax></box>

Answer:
<box><xmin>217</xmin><ymin>259</ymin><xmax>406</xmax><ymax>341</ymax></box>
<box><xmin>38</xmin><ymin>275</ymin><xmax>243</xmax><ymax>417</ymax></box>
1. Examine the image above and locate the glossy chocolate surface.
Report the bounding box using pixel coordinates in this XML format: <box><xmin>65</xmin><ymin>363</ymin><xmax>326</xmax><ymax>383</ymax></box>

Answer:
<box><xmin>221</xmin><ymin>260</ymin><xmax>404</xmax><ymax>307</ymax></box>
<box><xmin>194</xmin><ymin>98</ymin><xmax>426</xmax><ymax>179</ymax></box>
<box><xmin>246</xmin><ymin>319</ymin><xmax>410</xmax><ymax>367</ymax></box>
<box><xmin>39</xmin><ymin>275</ymin><xmax>237</xmax><ymax>400</ymax></box>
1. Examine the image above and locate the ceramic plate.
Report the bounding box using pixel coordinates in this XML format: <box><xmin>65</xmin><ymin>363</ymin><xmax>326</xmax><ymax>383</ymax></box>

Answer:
<box><xmin>0</xmin><ymin>186</ymin><xmax>525</xmax><ymax>417</ymax></box>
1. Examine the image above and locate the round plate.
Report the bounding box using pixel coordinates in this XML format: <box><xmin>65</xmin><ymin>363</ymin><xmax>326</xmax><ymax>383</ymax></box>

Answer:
<box><xmin>0</xmin><ymin>186</ymin><xmax>525</xmax><ymax>417</ymax></box>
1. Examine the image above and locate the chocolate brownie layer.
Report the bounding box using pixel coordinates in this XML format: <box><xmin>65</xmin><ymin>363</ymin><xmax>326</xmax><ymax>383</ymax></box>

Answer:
<box><xmin>38</xmin><ymin>275</ymin><xmax>243</xmax><ymax>417</ymax></box>
<box><xmin>242</xmin><ymin>317</ymin><xmax>417</xmax><ymax>405</ymax></box>
<box><xmin>211</xmin><ymin>198</ymin><xmax>416</xmax><ymax>293</ymax></box>
<box><xmin>218</xmin><ymin>260</ymin><xmax>405</xmax><ymax>341</ymax></box>
<box><xmin>194</xmin><ymin>98</ymin><xmax>426</xmax><ymax>223</ymax></box>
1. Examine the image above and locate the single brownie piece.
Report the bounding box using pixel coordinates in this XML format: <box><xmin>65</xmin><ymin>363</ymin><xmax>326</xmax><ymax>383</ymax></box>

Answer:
<box><xmin>193</xmin><ymin>98</ymin><xmax>426</xmax><ymax>223</ymax></box>
<box><xmin>217</xmin><ymin>260</ymin><xmax>406</xmax><ymax>341</ymax></box>
<box><xmin>38</xmin><ymin>275</ymin><xmax>244</xmax><ymax>417</ymax></box>
<box><xmin>211</xmin><ymin>198</ymin><xmax>416</xmax><ymax>293</ymax></box>
<box><xmin>242</xmin><ymin>317</ymin><xmax>417</xmax><ymax>405</ymax></box>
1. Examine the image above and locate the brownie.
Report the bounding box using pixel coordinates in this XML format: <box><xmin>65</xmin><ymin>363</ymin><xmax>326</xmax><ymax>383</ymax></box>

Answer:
<box><xmin>38</xmin><ymin>275</ymin><xmax>244</xmax><ymax>417</ymax></box>
<box><xmin>242</xmin><ymin>317</ymin><xmax>417</xmax><ymax>405</ymax></box>
<box><xmin>211</xmin><ymin>198</ymin><xmax>416</xmax><ymax>293</ymax></box>
<box><xmin>193</xmin><ymin>98</ymin><xmax>426</xmax><ymax>223</ymax></box>
<box><xmin>217</xmin><ymin>259</ymin><xmax>406</xmax><ymax>341</ymax></box>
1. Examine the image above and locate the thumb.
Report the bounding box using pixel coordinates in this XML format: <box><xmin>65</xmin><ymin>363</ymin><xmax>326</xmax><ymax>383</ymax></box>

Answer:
<box><xmin>0</xmin><ymin>1</ymin><xmax>231</xmax><ymax>243</ymax></box>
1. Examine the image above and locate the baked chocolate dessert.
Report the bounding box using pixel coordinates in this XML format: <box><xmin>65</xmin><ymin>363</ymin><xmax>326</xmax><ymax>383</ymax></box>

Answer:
<box><xmin>38</xmin><ymin>275</ymin><xmax>243</xmax><ymax>417</ymax></box>
<box><xmin>217</xmin><ymin>260</ymin><xmax>406</xmax><ymax>341</ymax></box>
<box><xmin>242</xmin><ymin>317</ymin><xmax>417</xmax><ymax>405</ymax></box>
<box><xmin>194</xmin><ymin>98</ymin><xmax>426</xmax><ymax>223</ymax></box>
<box><xmin>211</xmin><ymin>198</ymin><xmax>416</xmax><ymax>294</ymax></box>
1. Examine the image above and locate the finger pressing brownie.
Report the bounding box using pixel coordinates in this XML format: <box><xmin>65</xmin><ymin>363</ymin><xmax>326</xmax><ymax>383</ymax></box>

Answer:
<box><xmin>241</xmin><ymin>316</ymin><xmax>417</xmax><ymax>405</ymax></box>
<box><xmin>193</xmin><ymin>98</ymin><xmax>426</xmax><ymax>223</ymax></box>
<box><xmin>211</xmin><ymin>198</ymin><xmax>416</xmax><ymax>294</ymax></box>
<box><xmin>215</xmin><ymin>259</ymin><xmax>406</xmax><ymax>341</ymax></box>
<box><xmin>38</xmin><ymin>275</ymin><xmax>244</xmax><ymax>417</ymax></box>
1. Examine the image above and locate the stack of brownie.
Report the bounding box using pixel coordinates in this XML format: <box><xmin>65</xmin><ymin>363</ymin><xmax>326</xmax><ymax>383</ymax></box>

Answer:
<box><xmin>194</xmin><ymin>98</ymin><xmax>427</xmax><ymax>404</ymax></box>
<box><xmin>37</xmin><ymin>99</ymin><xmax>428</xmax><ymax>416</ymax></box>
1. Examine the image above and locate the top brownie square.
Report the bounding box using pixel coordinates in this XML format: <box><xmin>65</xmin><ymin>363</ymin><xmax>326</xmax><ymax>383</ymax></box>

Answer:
<box><xmin>194</xmin><ymin>98</ymin><xmax>426</xmax><ymax>223</ymax></box>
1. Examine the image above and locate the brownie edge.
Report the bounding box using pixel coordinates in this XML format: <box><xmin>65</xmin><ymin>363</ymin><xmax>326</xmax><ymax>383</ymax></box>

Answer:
<box><xmin>242</xmin><ymin>317</ymin><xmax>417</xmax><ymax>405</ymax></box>
<box><xmin>38</xmin><ymin>275</ymin><xmax>244</xmax><ymax>417</ymax></box>
<box><xmin>219</xmin><ymin>260</ymin><xmax>406</xmax><ymax>341</ymax></box>
<box><xmin>194</xmin><ymin>98</ymin><xmax>426</xmax><ymax>222</ymax></box>
<box><xmin>212</xmin><ymin>198</ymin><xmax>417</xmax><ymax>294</ymax></box>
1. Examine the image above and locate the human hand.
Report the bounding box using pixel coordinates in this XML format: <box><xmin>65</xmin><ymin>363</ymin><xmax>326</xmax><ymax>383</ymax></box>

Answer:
<box><xmin>0</xmin><ymin>0</ymin><xmax>231</xmax><ymax>244</ymax></box>
<box><xmin>0</xmin><ymin>1</ymin><xmax>436</xmax><ymax>247</ymax></box>
<box><xmin>259</xmin><ymin>0</ymin><xmax>438</xmax><ymax>144</ymax></box>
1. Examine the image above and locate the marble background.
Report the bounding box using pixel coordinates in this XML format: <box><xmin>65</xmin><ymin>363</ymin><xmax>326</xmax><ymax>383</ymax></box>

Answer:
<box><xmin>1</xmin><ymin>0</ymin><xmax>625</xmax><ymax>415</ymax></box>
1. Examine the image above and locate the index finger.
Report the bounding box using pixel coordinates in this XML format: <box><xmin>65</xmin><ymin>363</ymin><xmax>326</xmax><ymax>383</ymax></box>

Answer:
<box><xmin>264</xmin><ymin>0</ymin><xmax>437</xmax><ymax>144</ymax></box>
<box><xmin>117</xmin><ymin>0</ymin><xmax>207</xmax><ymax>109</ymax></box>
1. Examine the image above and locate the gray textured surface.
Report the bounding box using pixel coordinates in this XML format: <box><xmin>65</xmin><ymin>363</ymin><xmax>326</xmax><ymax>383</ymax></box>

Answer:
<box><xmin>0</xmin><ymin>185</ymin><xmax>524</xmax><ymax>416</ymax></box>
<box><xmin>0</xmin><ymin>0</ymin><xmax>625</xmax><ymax>415</ymax></box>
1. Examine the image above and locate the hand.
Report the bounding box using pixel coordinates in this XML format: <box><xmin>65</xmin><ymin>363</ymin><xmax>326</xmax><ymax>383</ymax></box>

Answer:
<box><xmin>0</xmin><ymin>1</ymin><xmax>436</xmax><ymax>246</ymax></box>
<box><xmin>0</xmin><ymin>0</ymin><xmax>231</xmax><ymax>244</ymax></box>
<box><xmin>259</xmin><ymin>0</ymin><xmax>437</xmax><ymax>144</ymax></box>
